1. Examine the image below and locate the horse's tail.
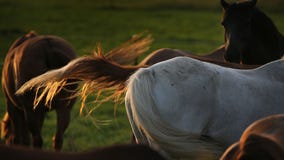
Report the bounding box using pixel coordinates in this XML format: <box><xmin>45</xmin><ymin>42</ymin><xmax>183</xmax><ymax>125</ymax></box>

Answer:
<box><xmin>125</xmin><ymin>68</ymin><xmax>224</xmax><ymax>159</ymax></box>
<box><xmin>16</xmin><ymin>53</ymin><xmax>147</xmax><ymax>108</ymax></box>
<box><xmin>16</xmin><ymin>33</ymin><xmax>152</xmax><ymax>108</ymax></box>
<box><xmin>103</xmin><ymin>33</ymin><xmax>153</xmax><ymax>65</ymax></box>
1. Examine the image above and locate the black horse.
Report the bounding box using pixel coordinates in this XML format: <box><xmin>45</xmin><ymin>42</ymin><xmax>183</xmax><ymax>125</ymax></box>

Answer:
<box><xmin>1</xmin><ymin>31</ymin><xmax>78</xmax><ymax>151</ymax></box>
<box><xmin>221</xmin><ymin>0</ymin><xmax>284</xmax><ymax>65</ymax></box>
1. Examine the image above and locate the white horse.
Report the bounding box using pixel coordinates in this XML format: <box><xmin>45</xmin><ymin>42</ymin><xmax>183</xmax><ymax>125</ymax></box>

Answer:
<box><xmin>125</xmin><ymin>57</ymin><xmax>284</xmax><ymax>160</ymax></box>
<box><xmin>16</xmin><ymin>47</ymin><xmax>281</xmax><ymax>159</ymax></box>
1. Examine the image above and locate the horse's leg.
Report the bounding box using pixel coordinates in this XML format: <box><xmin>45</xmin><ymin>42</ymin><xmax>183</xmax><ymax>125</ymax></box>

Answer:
<box><xmin>1</xmin><ymin>112</ymin><xmax>11</xmax><ymax>142</ymax></box>
<box><xmin>53</xmin><ymin>105</ymin><xmax>72</xmax><ymax>151</ymax></box>
<box><xmin>6</xmin><ymin>101</ymin><xmax>30</xmax><ymax>145</ymax></box>
<box><xmin>25</xmin><ymin>109</ymin><xmax>45</xmax><ymax>148</ymax></box>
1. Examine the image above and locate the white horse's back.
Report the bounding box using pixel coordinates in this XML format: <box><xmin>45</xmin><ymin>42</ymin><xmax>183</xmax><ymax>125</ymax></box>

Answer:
<box><xmin>125</xmin><ymin>57</ymin><xmax>284</xmax><ymax>160</ymax></box>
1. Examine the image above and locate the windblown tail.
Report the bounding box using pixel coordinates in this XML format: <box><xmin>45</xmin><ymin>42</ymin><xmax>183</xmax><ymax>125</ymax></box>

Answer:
<box><xmin>125</xmin><ymin>68</ymin><xmax>224</xmax><ymax>160</ymax></box>
<box><xmin>16</xmin><ymin>33</ymin><xmax>152</xmax><ymax>108</ymax></box>
<box><xmin>103</xmin><ymin>33</ymin><xmax>153</xmax><ymax>65</ymax></box>
<box><xmin>16</xmin><ymin>54</ymin><xmax>146</xmax><ymax>107</ymax></box>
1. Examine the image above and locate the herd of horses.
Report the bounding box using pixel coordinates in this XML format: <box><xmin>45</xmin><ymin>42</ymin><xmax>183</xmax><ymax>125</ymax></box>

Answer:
<box><xmin>1</xmin><ymin>0</ymin><xmax>284</xmax><ymax>159</ymax></box>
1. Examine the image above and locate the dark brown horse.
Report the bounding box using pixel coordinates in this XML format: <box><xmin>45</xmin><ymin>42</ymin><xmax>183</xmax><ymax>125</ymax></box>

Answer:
<box><xmin>139</xmin><ymin>45</ymin><xmax>225</xmax><ymax>65</ymax></box>
<box><xmin>1</xmin><ymin>31</ymin><xmax>153</xmax><ymax>150</ymax></box>
<box><xmin>221</xmin><ymin>114</ymin><xmax>284</xmax><ymax>160</ymax></box>
<box><xmin>1</xmin><ymin>31</ymin><xmax>78</xmax><ymax>150</ymax></box>
<box><xmin>221</xmin><ymin>0</ymin><xmax>284</xmax><ymax>65</ymax></box>
<box><xmin>0</xmin><ymin>144</ymin><xmax>166</xmax><ymax>160</ymax></box>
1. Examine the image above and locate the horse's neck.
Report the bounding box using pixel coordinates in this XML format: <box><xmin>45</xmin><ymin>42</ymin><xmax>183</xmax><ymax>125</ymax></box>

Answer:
<box><xmin>252</xmin><ymin>9</ymin><xmax>283</xmax><ymax>54</ymax></box>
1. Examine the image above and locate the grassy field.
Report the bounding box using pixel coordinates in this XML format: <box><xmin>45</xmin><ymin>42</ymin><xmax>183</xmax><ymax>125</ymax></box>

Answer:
<box><xmin>0</xmin><ymin>0</ymin><xmax>284</xmax><ymax>152</ymax></box>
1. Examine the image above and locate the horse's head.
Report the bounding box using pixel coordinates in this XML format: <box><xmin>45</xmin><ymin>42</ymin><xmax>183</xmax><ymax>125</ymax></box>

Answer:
<box><xmin>221</xmin><ymin>114</ymin><xmax>284</xmax><ymax>160</ymax></box>
<box><xmin>8</xmin><ymin>31</ymin><xmax>38</xmax><ymax>52</ymax></box>
<box><xmin>221</xmin><ymin>0</ymin><xmax>257</xmax><ymax>63</ymax></box>
<box><xmin>221</xmin><ymin>135</ymin><xmax>284</xmax><ymax>160</ymax></box>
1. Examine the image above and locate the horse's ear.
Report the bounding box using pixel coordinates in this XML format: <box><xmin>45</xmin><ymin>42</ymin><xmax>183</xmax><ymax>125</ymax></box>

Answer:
<box><xmin>239</xmin><ymin>134</ymin><xmax>284</xmax><ymax>160</ymax></box>
<box><xmin>220</xmin><ymin>142</ymin><xmax>240</xmax><ymax>160</ymax></box>
<box><xmin>220</xmin><ymin>0</ymin><xmax>229</xmax><ymax>10</ymax></box>
<box><xmin>26</xmin><ymin>30</ymin><xmax>38</xmax><ymax>37</ymax></box>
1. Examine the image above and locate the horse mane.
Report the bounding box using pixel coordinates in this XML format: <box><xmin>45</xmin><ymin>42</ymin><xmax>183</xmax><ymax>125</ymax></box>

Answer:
<box><xmin>125</xmin><ymin>64</ymin><xmax>224</xmax><ymax>159</ymax></box>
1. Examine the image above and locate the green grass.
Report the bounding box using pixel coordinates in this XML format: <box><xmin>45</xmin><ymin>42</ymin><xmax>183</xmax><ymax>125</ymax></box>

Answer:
<box><xmin>0</xmin><ymin>0</ymin><xmax>284</xmax><ymax>152</ymax></box>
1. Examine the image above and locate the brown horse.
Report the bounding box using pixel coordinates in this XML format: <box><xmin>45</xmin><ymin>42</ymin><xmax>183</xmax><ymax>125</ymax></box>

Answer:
<box><xmin>0</xmin><ymin>143</ymin><xmax>166</xmax><ymax>160</ymax></box>
<box><xmin>221</xmin><ymin>0</ymin><xmax>284</xmax><ymax>65</ymax></box>
<box><xmin>1</xmin><ymin>31</ymin><xmax>153</xmax><ymax>150</ymax></box>
<box><xmin>221</xmin><ymin>114</ymin><xmax>284</xmax><ymax>160</ymax></box>
<box><xmin>140</xmin><ymin>45</ymin><xmax>259</xmax><ymax>69</ymax></box>
<box><xmin>139</xmin><ymin>45</ymin><xmax>225</xmax><ymax>65</ymax></box>
<box><xmin>1</xmin><ymin>31</ymin><xmax>78</xmax><ymax>151</ymax></box>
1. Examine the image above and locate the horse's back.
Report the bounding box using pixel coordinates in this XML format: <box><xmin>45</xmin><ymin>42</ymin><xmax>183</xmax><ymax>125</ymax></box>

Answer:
<box><xmin>247</xmin><ymin>59</ymin><xmax>284</xmax><ymax>81</ymax></box>
<box><xmin>135</xmin><ymin>57</ymin><xmax>222</xmax><ymax>131</ymax></box>
<box><xmin>140</xmin><ymin>48</ymin><xmax>190</xmax><ymax>65</ymax></box>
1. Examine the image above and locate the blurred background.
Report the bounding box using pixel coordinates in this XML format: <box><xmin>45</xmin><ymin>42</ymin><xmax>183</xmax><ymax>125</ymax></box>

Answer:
<box><xmin>0</xmin><ymin>0</ymin><xmax>283</xmax><ymax>151</ymax></box>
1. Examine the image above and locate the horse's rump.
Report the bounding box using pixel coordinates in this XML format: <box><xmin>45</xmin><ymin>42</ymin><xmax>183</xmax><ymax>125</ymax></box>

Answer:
<box><xmin>2</xmin><ymin>34</ymin><xmax>77</xmax><ymax>109</ymax></box>
<box><xmin>125</xmin><ymin>58</ymin><xmax>227</xmax><ymax>159</ymax></box>
<box><xmin>1</xmin><ymin>32</ymin><xmax>80</xmax><ymax>150</ymax></box>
